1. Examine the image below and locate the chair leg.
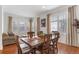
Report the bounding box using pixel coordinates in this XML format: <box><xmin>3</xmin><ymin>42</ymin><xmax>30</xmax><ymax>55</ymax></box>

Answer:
<box><xmin>55</xmin><ymin>48</ymin><xmax>58</xmax><ymax>54</ymax></box>
<box><xmin>51</xmin><ymin>45</ymin><xmax>58</xmax><ymax>54</ymax></box>
<box><xmin>31</xmin><ymin>48</ymin><xmax>37</xmax><ymax>54</ymax></box>
<box><xmin>51</xmin><ymin>45</ymin><xmax>55</xmax><ymax>54</ymax></box>
<box><xmin>48</xmin><ymin>49</ymin><xmax>50</xmax><ymax>54</ymax></box>
<box><xmin>34</xmin><ymin>49</ymin><xmax>36</xmax><ymax>54</ymax></box>
<box><xmin>18</xmin><ymin>50</ymin><xmax>22</xmax><ymax>54</ymax></box>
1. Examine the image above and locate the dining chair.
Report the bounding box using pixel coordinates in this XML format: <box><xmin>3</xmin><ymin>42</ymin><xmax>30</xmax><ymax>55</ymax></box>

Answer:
<box><xmin>33</xmin><ymin>35</ymin><xmax>45</xmax><ymax>54</ymax></box>
<box><xmin>42</xmin><ymin>34</ymin><xmax>52</xmax><ymax>54</ymax></box>
<box><xmin>27</xmin><ymin>32</ymin><xmax>35</xmax><ymax>38</ymax></box>
<box><xmin>50</xmin><ymin>31</ymin><xmax>60</xmax><ymax>54</ymax></box>
<box><xmin>37</xmin><ymin>31</ymin><xmax>43</xmax><ymax>36</ymax></box>
<box><xmin>15</xmin><ymin>35</ymin><xmax>33</xmax><ymax>54</ymax></box>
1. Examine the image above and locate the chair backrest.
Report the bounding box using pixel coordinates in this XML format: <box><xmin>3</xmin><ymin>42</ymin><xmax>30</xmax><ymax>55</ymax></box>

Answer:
<box><xmin>37</xmin><ymin>31</ymin><xmax>43</xmax><ymax>36</ymax></box>
<box><xmin>27</xmin><ymin>32</ymin><xmax>35</xmax><ymax>38</ymax></box>
<box><xmin>44</xmin><ymin>34</ymin><xmax>52</xmax><ymax>42</ymax></box>
<box><xmin>43</xmin><ymin>34</ymin><xmax>52</xmax><ymax>50</ymax></box>
<box><xmin>38</xmin><ymin>35</ymin><xmax>45</xmax><ymax>41</ymax></box>
<box><xmin>52</xmin><ymin>31</ymin><xmax>60</xmax><ymax>41</ymax></box>
<box><xmin>52</xmin><ymin>31</ymin><xmax>60</xmax><ymax>45</ymax></box>
<box><xmin>15</xmin><ymin>35</ymin><xmax>22</xmax><ymax>54</ymax></box>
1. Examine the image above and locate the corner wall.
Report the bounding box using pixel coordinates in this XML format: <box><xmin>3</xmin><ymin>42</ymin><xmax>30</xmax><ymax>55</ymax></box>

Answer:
<box><xmin>0</xmin><ymin>5</ymin><xmax>3</xmax><ymax>50</ymax></box>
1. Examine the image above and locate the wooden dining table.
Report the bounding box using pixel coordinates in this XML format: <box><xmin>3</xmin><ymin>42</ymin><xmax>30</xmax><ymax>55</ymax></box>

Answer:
<box><xmin>19</xmin><ymin>35</ymin><xmax>55</xmax><ymax>54</ymax></box>
<box><xmin>19</xmin><ymin>36</ymin><xmax>45</xmax><ymax>48</ymax></box>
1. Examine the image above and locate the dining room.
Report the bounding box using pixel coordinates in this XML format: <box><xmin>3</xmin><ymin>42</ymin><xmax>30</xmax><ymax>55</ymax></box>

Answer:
<box><xmin>1</xmin><ymin>5</ymin><xmax>79</xmax><ymax>54</ymax></box>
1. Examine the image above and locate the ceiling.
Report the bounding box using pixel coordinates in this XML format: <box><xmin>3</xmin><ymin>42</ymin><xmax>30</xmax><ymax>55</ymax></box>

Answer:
<box><xmin>2</xmin><ymin>5</ymin><xmax>60</xmax><ymax>17</ymax></box>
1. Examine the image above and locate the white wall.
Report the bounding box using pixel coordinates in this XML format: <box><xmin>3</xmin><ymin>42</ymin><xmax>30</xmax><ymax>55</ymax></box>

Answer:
<box><xmin>3</xmin><ymin>12</ymin><xmax>8</xmax><ymax>32</ymax></box>
<box><xmin>0</xmin><ymin>6</ymin><xmax>3</xmax><ymax>50</ymax></box>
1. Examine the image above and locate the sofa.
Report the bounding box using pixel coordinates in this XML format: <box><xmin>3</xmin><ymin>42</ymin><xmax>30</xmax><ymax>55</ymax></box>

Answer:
<box><xmin>2</xmin><ymin>32</ymin><xmax>16</xmax><ymax>46</ymax></box>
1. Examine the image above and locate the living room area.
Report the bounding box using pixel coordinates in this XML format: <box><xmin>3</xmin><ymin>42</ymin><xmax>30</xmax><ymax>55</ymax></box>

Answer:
<box><xmin>0</xmin><ymin>5</ymin><xmax>79</xmax><ymax>54</ymax></box>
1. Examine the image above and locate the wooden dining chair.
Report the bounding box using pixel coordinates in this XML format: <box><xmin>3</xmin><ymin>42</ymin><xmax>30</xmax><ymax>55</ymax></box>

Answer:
<box><xmin>15</xmin><ymin>35</ymin><xmax>33</xmax><ymax>54</ymax></box>
<box><xmin>50</xmin><ymin>31</ymin><xmax>60</xmax><ymax>54</ymax></box>
<box><xmin>33</xmin><ymin>35</ymin><xmax>45</xmax><ymax>54</ymax></box>
<box><xmin>42</xmin><ymin>34</ymin><xmax>52</xmax><ymax>54</ymax></box>
<box><xmin>27</xmin><ymin>32</ymin><xmax>35</xmax><ymax>38</ymax></box>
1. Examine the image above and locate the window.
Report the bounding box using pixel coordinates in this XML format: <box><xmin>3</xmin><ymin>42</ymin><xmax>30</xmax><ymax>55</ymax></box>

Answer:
<box><xmin>50</xmin><ymin>16</ymin><xmax>58</xmax><ymax>31</ymax></box>
<box><xmin>50</xmin><ymin>11</ymin><xmax>67</xmax><ymax>33</ymax></box>
<box><xmin>12</xmin><ymin>17</ymin><xmax>35</xmax><ymax>36</ymax></box>
<box><xmin>32</xmin><ymin>20</ymin><xmax>35</xmax><ymax>32</ymax></box>
<box><xmin>13</xmin><ymin>20</ymin><xmax>27</xmax><ymax>35</ymax></box>
<box><xmin>12</xmin><ymin>17</ymin><xmax>29</xmax><ymax>35</ymax></box>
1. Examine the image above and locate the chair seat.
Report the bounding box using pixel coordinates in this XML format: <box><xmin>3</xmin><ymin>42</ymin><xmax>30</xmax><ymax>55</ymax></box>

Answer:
<box><xmin>20</xmin><ymin>44</ymin><xmax>31</xmax><ymax>54</ymax></box>
<box><xmin>22</xmin><ymin>47</ymin><xmax>31</xmax><ymax>54</ymax></box>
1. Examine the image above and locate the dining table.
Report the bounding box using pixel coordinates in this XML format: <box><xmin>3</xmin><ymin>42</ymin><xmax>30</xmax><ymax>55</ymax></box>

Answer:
<box><xmin>19</xmin><ymin>34</ymin><xmax>55</xmax><ymax>47</ymax></box>
<box><xmin>19</xmin><ymin>36</ymin><xmax>45</xmax><ymax>48</ymax></box>
<box><xmin>19</xmin><ymin>34</ymin><xmax>55</xmax><ymax>54</ymax></box>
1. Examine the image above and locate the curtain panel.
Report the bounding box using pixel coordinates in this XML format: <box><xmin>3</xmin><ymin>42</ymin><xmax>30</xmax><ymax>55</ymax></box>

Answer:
<box><xmin>47</xmin><ymin>14</ymin><xmax>51</xmax><ymax>34</ymax></box>
<box><xmin>37</xmin><ymin>17</ymin><xmax>40</xmax><ymax>33</ymax></box>
<box><xmin>68</xmin><ymin>6</ymin><xmax>77</xmax><ymax>46</ymax></box>
<box><xmin>8</xmin><ymin>16</ymin><xmax>12</xmax><ymax>32</ymax></box>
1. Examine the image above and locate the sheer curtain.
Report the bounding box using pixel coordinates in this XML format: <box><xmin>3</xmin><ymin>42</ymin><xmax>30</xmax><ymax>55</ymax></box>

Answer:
<box><xmin>68</xmin><ymin>6</ymin><xmax>77</xmax><ymax>46</ymax></box>
<box><xmin>47</xmin><ymin>14</ymin><xmax>51</xmax><ymax>34</ymax></box>
<box><xmin>8</xmin><ymin>16</ymin><xmax>12</xmax><ymax>32</ymax></box>
<box><xmin>37</xmin><ymin>17</ymin><xmax>40</xmax><ymax>33</ymax></box>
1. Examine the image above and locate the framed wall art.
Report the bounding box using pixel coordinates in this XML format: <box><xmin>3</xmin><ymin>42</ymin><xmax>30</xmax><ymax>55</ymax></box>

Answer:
<box><xmin>41</xmin><ymin>18</ymin><xmax>46</xmax><ymax>27</ymax></box>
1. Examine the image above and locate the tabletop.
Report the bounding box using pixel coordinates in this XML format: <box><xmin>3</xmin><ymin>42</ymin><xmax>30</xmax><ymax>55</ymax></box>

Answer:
<box><xmin>19</xmin><ymin>36</ymin><xmax>44</xmax><ymax>48</ymax></box>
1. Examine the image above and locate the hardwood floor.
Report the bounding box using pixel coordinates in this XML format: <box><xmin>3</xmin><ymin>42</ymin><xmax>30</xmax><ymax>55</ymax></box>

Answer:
<box><xmin>0</xmin><ymin>43</ymin><xmax>79</xmax><ymax>54</ymax></box>
<box><xmin>58</xmin><ymin>43</ymin><xmax>79</xmax><ymax>54</ymax></box>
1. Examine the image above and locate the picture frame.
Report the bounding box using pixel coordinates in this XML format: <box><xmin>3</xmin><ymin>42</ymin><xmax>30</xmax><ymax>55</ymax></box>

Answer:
<box><xmin>41</xmin><ymin>18</ymin><xmax>46</xmax><ymax>27</ymax></box>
